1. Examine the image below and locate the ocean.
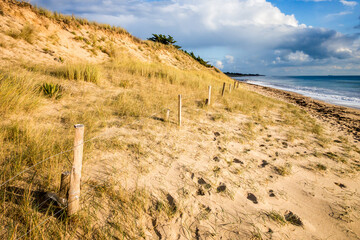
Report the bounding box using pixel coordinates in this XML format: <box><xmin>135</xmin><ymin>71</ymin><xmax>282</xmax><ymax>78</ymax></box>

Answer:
<box><xmin>232</xmin><ymin>75</ymin><xmax>360</xmax><ymax>109</ymax></box>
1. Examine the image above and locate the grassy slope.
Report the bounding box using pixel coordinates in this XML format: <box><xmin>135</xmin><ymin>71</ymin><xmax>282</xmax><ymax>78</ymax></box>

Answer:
<box><xmin>0</xmin><ymin>1</ymin><xmax>359</xmax><ymax>239</ymax></box>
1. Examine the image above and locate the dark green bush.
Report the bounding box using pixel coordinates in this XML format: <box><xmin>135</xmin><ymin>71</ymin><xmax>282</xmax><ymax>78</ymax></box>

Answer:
<box><xmin>39</xmin><ymin>83</ymin><xmax>63</xmax><ymax>99</ymax></box>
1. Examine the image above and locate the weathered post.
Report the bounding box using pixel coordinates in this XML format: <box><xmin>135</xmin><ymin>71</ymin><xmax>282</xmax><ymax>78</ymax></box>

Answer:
<box><xmin>229</xmin><ymin>84</ymin><xmax>232</xmax><ymax>93</ymax></box>
<box><xmin>166</xmin><ymin>109</ymin><xmax>170</xmax><ymax>122</ymax></box>
<box><xmin>68</xmin><ymin>124</ymin><xmax>84</xmax><ymax>216</ymax></box>
<box><xmin>221</xmin><ymin>83</ymin><xmax>226</xmax><ymax>97</ymax></box>
<box><xmin>59</xmin><ymin>171</ymin><xmax>70</xmax><ymax>199</ymax></box>
<box><xmin>207</xmin><ymin>86</ymin><xmax>212</xmax><ymax>106</ymax></box>
<box><xmin>178</xmin><ymin>95</ymin><xmax>182</xmax><ymax>127</ymax></box>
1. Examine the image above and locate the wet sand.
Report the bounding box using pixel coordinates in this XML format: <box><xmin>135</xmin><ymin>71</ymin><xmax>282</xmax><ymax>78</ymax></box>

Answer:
<box><xmin>241</xmin><ymin>82</ymin><xmax>360</xmax><ymax>141</ymax></box>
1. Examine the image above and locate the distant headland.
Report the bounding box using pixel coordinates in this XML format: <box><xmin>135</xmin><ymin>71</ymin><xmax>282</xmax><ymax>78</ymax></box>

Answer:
<box><xmin>224</xmin><ymin>72</ymin><xmax>265</xmax><ymax>77</ymax></box>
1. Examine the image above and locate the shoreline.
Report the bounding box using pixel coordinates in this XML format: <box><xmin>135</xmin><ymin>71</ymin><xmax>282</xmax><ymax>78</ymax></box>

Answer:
<box><xmin>240</xmin><ymin>81</ymin><xmax>360</xmax><ymax>141</ymax></box>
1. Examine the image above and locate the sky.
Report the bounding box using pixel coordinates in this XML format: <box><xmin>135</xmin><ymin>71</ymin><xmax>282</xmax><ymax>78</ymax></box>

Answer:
<box><xmin>30</xmin><ymin>0</ymin><xmax>360</xmax><ymax>75</ymax></box>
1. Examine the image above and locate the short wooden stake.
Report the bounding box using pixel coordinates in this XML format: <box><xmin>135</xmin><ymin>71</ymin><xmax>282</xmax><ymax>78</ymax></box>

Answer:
<box><xmin>207</xmin><ymin>86</ymin><xmax>211</xmax><ymax>106</ymax></box>
<box><xmin>178</xmin><ymin>95</ymin><xmax>182</xmax><ymax>127</ymax></box>
<box><xmin>166</xmin><ymin>109</ymin><xmax>170</xmax><ymax>122</ymax></box>
<box><xmin>229</xmin><ymin>84</ymin><xmax>232</xmax><ymax>93</ymax></box>
<box><xmin>234</xmin><ymin>81</ymin><xmax>236</xmax><ymax>89</ymax></box>
<box><xmin>59</xmin><ymin>171</ymin><xmax>70</xmax><ymax>199</ymax></box>
<box><xmin>68</xmin><ymin>124</ymin><xmax>84</xmax><ymax>216</ymax></box>
<box><xmin>221</xmin><ymin>83</ymin><xmax>226</xmax><ymax>97</ymax></box>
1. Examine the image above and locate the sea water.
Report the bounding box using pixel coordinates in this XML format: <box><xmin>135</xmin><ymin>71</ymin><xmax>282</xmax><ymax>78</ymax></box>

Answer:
<box><xmin>232</xmin><ymin>75</ymin><xmax>360</xmax><ymax>109</ymax></box>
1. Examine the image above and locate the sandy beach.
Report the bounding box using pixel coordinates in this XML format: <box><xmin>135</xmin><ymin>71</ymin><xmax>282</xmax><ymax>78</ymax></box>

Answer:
<box><xmin>242</xmin><ymin>82</ymin><xmax>360</xmax><ymax>141</ymax></box>
<box><xmin>1</xmin><ymin>2</ymin><xmax>360</xmax><ymax>238</ymax></box>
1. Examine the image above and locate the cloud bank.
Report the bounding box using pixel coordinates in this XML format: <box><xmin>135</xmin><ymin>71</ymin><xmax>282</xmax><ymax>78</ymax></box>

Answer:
<box><xmin>31</xmin><ymin>0</ymin><xmax>360</xmax><ymax>74</ymax></box>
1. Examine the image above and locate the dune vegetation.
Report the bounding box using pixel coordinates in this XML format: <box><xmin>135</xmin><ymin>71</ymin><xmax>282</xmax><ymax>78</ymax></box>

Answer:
<box><xmin>0</xmin><ymin>1</ymin><xmax>359</xmax><ymax>239</ymax></box>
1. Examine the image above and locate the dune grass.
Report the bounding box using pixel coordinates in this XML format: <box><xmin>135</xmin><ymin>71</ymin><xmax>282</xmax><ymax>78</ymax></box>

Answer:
<box><xmin>7</xmin><ymin>24</ymin><xmax>36</xmax><ymax>44</ymax></box>
<box><xmin>2</xmin><ymin>1</ymin><xmax>359</xmax><ymax>239</ymax></box>
<box><xmin>0</xmin><ymin>24</ymin><xmax>356</xmax><ymax>239</ymax></box>
<box><xmin>0</xmin><ymin>72</ymin><xmax>41</xmax><ymax>115</ymax></box>
<box><xmin>52</xmin><ymin>63</ymin><xmax>100</xmax><ymax>83</ymax></box>
<box><xmin>0</xmin><ymin>52</ymin><xmax>345</xmax><ymax>238</ymax></box>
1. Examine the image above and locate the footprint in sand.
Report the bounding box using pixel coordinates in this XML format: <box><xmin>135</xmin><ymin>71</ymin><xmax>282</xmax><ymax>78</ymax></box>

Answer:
<box><xmin>198</xmin><ymin>178</ymin><xmax>207</xmax><ymax>185</ymax></box>
<box><xmin>233</xmin><ymin>158</ymin><xmax>244</xmax><ymax>164</ymax></box>
<box><xmin>269</xmin><ymin>190</ymin><xmax>276</xmax><ymax>197</ymax></box>
<box><xmin>216</xmin><ymin>184</ymin><xmax>227</xmax><ymax>193</ymax></box>
<box><xmin>335</xmin><ymin>182</ymin><xmax>347</xmax><ymax>189</ymax></box>
<box><xmin>213</xmin><ymin>156</ymin><xmax>220</xmax><ymax>162</ymax></box>
<box><xmin>259</xmin><ymin>160</ymin><xmax>269</xmax><ymax>168</ymax></box>
<box><xmin>247</xmin><ymin>193</ymin><xmax>258</xmax><ymax>204</ymax></box>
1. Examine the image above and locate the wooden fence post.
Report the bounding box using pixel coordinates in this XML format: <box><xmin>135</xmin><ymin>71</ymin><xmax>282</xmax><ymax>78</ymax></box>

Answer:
<box><xmin>68</xmin><ymin>124</ymin><xmax>84</xmax><ymax>216</ymax></box>
<box><xmin>59</xmin><ymin>171</ymin><xmax>70</xmax><ymax>199</ymax></box>
<box><xmin>229</xmin><ymin>84</ymin><xmax>232</xmax><ymax>93</ymax></box>
<box><xmin>207</xmin><ymin>86</ymin><xmax>211</xmax><ymax>106</ymax></box>
<box><xmin>234</xmin><ymin>81</ymin><xmax>236</xmax><ymax>90</ymax></box>
<box><xmin>178</xmin><ymin>95</ymin><xmax>182</xmax><ymax>127</ymax></box>
<box><xmin>221</xmin><ymin>83</ymin><xmax>226</xmax><ymax>97</ymax></box>
<box><xmin>166</xmin><ymin>109</ymin><xmax>170</xmax><ymax>122</ymax></box>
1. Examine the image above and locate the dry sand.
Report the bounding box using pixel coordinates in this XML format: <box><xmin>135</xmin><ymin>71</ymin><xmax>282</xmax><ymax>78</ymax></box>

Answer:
<box><xmin>84</xmin><ymin>85</ymin><xmax>360</xmax><ymax>239</ymax></box>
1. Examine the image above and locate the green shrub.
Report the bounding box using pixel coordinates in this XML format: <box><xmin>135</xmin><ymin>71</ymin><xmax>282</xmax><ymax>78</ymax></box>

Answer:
<box><xmin>183</xmin><ymin>50</ymin><xmax>213</xmax><ymax>68</ymax></box>
<box><xmin>39</xmin><ymin>83</ymin><xmax>63</xmax><ymax>99</ymax></box>
<box><xmin>147</xmin><ymin>34</ymin><xmax>181</xmax><ymax>49</ymax></box>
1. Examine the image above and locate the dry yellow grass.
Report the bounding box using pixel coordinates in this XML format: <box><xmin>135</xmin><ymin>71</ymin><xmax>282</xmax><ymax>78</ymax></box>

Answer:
<box><xmin>1</xmin><ymin>1</ymin><xmax>359</xmax><ymax>239</ymax></box>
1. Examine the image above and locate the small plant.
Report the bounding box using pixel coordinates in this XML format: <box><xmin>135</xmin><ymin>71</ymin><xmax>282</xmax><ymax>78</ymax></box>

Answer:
<box><xmin>284</xmin><ymin>211</ymin><xmax>303</xmax><ymax>226</ymax></box>
<box><xmin>266</xmin><ymin>211</ymin><xmax>287</xmax><ymax>225</ymax></box>
<box><xmin>274</xmin><ymin>163</ymin><xmax>292</xmax><ymax>176</ymax></box>
<box><xmin>213</xmin><ymin>166</ymin><xmax>221</xmax><ymax>177</ymax></box>
<box><xmin>312</xmin><ymin>124</ymin><xmax>323</xmax><ymax>135</ymax></box>
<box><xmin>315</xmin><ymin>163</ymin><xmax>327</xmax><ymax>171</ymax></box>
<box><xmin>74</xmin><ymin>36</ymin><xmax>90</xmax><ymax>45</ymax></box>
<box><xmin>39</xmin><ymin>83</ymin><xmax>63</xmax><ymax>99</ymax></box>
<box><xmin>42</xmin><ymin>48</ymin><xmax>54</xmax><ymax>55</ymax></box>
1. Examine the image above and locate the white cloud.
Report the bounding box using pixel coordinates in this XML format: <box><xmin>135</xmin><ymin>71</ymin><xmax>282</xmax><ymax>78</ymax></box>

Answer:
<box><xmin>32</xmin><ymin>0</ymin><xmax>302</xmax><ymax>49</ymax></box>
<box><xmin>326</xmin><ymin>11</ymin><xmax>352</xmax><ymax>18</ymax></box>
<box><xmin>339</xmin><ymin>0</ymin><xmax>357</xmax><ymax>7</ymax></box>
<box><xmin>286</xmin><ymin>51</ymin><xmax>312</xmax><ymax>62</ymax></box>
<box><xmin>225</xmin><ymin>55</ymin><xmax>234</xmax><ymax>64</ymax></box>
<box><xmin>215</xmin><ymin>60</ymin><xmax>224</xmax><ymax>69</ymax></box>
<box><xmin>30</xmin><ymin>0</ymin><xmax>360</xmax><ymax>75</ymax></box>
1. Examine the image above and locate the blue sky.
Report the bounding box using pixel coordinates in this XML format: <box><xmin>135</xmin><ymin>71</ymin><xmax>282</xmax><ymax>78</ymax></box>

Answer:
<box><xmin>30</xmin><ymin>0</ymin><xmax>360</xmax><ymax>75</ymax></box>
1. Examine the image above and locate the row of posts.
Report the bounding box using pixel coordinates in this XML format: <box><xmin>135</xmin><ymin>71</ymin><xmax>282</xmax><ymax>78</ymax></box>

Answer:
<box><xmin>62</xmin><ymin>80</ymin><xmax>239</xmax><ymax>216</ymax></box>
<box><xmin>176</xmin><ymin>80</ymin><xmax>240</xmax><ymax>126</ymax></box>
